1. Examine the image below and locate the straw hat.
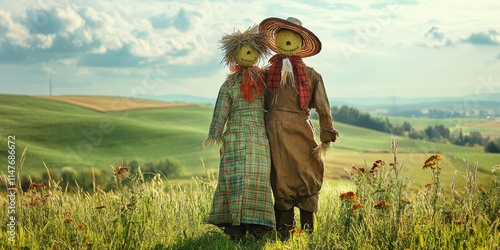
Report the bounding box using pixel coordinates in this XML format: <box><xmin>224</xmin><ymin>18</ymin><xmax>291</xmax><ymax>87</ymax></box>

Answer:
<box><xmin>259</xmin><ymin>17</ymin><xmax>322</xmax><ymax>58</ymax></box>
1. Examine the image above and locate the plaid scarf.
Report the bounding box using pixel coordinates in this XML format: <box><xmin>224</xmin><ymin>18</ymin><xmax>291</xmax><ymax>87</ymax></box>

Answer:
<box><xmin>267</xmin><ymin>54</ymin><xmax>310</xmax><ymax>109</ymax></box>
<box><xmin>230</xmin><ymin>65</ymin><xmax>264</xmax><ymax>103</ymax></box>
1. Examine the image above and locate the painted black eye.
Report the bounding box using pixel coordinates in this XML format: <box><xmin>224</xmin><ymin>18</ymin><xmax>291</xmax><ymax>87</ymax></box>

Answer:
<box><xmin>246</xmin><ymin>50</ymin><xmax>251</xmax><ymax>55</ymax></box>
<box><xmin>286</xmin><ymin>41</ymin><xmax>291</xmax><ymax>45</ymax></box>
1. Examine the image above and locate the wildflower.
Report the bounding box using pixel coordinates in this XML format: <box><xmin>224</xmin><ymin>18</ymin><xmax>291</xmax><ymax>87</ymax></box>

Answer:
<box><xmin>28</xmin><ymin>182</ymin><xmax>46</xmax><ymax>191</ymax></box>
<box><xmin>374</xmin><ymin>200</ymin><xmax>391</xmax><ymax>209</ymax></box>
<box><xmin>290</xmin><ymin>229</ymin><xmax>304</xmax><ymax>235</ymax></box>
<box><xmin>400</xmin><ymin>199</ymin><xmax>411</xmax><ymax>204</ymax></box>
<box><xmin>86</xmin><ymin>242</ymin><xmax>94</xmax><ymax>247</ymax></box>
<box><xmin>340</xmin><ymin>191</ymin><xmax>357</xmax><ymax>202</ymax></box>
<box><xmin>29</xmin><ymin>197</ymin><xmax>41</xmax><ymax>206</ymax></box>
<box><xmin>423</xmin><ymin>154</ymin><xmax>444</xmax><ymax>170</ymax></box>
<box><xmin>370</xmin><ymin>160</ymin><xmax>385</xmax><ymax>174</ymax></box>
<box><xmin>64</xmin><ymin>211</ymin><xmax>72</xmax><ymax>217</ymax></box>
<box><xmin>352</xmin><ymin>165</ymin><xmax>366</xmax><ymax>174</ymax></box>
<box><xmin>77</xmin><ymin>223</ymin><xmax>85</xmax><ymax>230</ymax></box>
<box><xmin>42</xmin><ymin>194</ymin><xmax>51</xmax><ymax>201</ymax></box>
<box><xmin>64</xmin><ymin>218</ymin><xmax>73</xmax><ymax>224</ymax></box>
<box><xmin>425</xmin><ymin>183</ymin><xmax>432</xmax><ymax>188</ymax></box>
<box><xmin>114</xmin><ymin>165</ymin><xmax>130</xmax><ymax>176</ymax></box>
<box><xmin>389</xmin><ymin>162</ymin><xmax>398</xmax><ymax>169</ymax></box>
<box><xmin>113</xmin><ymin>165</ymin><xmax>131</xmax><ymax>183</ymax></box>
<box><xmin>352</xmin><ymin>203</ymin><xmax>365</xmax><ymax>210</ymax></box>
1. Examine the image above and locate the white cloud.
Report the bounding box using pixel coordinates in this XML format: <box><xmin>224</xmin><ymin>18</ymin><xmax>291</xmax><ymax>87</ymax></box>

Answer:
<box><xmin>0</xmin><ymin>0</ymin><xmax>499</xmax><ymax>98</ymax></box>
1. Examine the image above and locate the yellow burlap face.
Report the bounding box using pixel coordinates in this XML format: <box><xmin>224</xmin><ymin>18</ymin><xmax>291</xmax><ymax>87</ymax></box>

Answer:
<box><xmin>275</xmin><ymin>29</ymin><xmax>303</xmax><ymax>57</ymax></box>
<box><xmin>236</xmin><ymin>44</ymin><xmax>259</xmax><ymax>67</ymax></box>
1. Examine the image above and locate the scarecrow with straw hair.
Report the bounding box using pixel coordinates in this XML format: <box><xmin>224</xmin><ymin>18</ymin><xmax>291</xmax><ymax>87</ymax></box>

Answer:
<box><xmin>259</xmin><ymin>17</ymin><xmax>338</xmax><ymax>239</ymax></box>
<box><xmin>203</xmin><ymin>25</ymin><xmax>275</xmax><ymax>241</ymax></box>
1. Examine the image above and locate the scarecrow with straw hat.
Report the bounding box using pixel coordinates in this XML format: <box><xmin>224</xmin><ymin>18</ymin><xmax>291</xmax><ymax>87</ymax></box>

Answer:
<box><xmin>203</xmin><ymin>25</ymin><xmax>275</xmax><ymax>241</ymax></box>
<box><xmin>259</xmin><ymin>17</ymin><xmax>338</xmax><ymax>239</ymax></box>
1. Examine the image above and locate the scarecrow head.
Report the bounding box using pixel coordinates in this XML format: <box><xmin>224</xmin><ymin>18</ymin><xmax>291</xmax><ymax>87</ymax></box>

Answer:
<box><xmin>259</xmin><ymin>17</ymin><xmax>321</xmax><ymax>58</ymax></box>
<box><xmin>220</xmin><ymin>25</ymin><xmax>268</xmax><ymax>68</ymax></box>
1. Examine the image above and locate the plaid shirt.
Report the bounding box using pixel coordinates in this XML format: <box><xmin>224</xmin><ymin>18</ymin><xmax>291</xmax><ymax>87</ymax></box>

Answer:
<box><xmin>267</xmin><ymin>54</ymin><xmax>310</xmax><ymax>109</ymax></box>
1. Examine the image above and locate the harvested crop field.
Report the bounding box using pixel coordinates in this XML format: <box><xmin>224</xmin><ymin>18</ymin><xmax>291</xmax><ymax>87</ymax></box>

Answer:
<box><xmin>37</xmin><ymin>95</ymin><xmax>194</xmax><ymax>113</ymax></box>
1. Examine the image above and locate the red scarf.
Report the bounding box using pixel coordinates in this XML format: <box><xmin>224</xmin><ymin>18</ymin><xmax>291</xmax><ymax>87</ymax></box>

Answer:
<box><xmin>267</xmin><ymin>54</ymin><xmax>310</xmax><ymax>109</ymax></box>
<box><xmin>230</xmin><ymin>65</ymin><xmax>264</xmax><ymax>103</ymax></box>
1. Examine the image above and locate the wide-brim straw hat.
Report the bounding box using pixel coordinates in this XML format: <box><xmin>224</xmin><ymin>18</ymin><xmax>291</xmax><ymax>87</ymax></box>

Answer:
<box><xmin>259</xmin><ymin>17</ymin><xmax>322</xmax><ymax>58</ymax></box>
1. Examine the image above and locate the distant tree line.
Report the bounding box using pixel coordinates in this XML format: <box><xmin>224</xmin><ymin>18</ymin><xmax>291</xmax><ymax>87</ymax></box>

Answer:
<box><xmin>327</xmin><ymin>105</ymin><xmax>500</xmax><ymax>153</ymax></box>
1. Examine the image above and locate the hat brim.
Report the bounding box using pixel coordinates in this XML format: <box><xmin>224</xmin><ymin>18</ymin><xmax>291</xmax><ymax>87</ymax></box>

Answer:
<box><xmin>259</xmin><ymin>17</ymin><xmax>321</xmax><ymax>58</ymax></box>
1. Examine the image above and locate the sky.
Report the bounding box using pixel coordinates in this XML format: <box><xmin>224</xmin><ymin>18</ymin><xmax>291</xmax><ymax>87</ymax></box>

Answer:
<box><xmin>0</xmin><ymin>0</ymin><xmax>499</xmax><ymax>100</ymax></box>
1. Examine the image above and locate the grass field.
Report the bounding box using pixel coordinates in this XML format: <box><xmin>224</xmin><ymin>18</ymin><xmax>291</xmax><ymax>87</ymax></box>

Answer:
<box><xmin>1</xmin><ymin>152</ymin><xmax>498</xmax><ymax>249</ymax></box>
<box><xmin>0</xmin><ymin>94</ymin><xmax>498</xmax><ymax>190</ymax></box>
<box><xmin>0</xmin><ymin>94</ymin><xmax>499</xmax><ymax>249</ymax></box>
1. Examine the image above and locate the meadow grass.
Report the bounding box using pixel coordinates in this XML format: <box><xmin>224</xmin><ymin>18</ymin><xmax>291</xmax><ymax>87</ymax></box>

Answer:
<box><xmin>1</xmin><ymin>138</ymin><xmax>498</xmax><ymax>249</ymax></box>
<box><xmin>1</xmin><ymin>94</ymin><xmax>498</xmax><ymax>194</ymax></box>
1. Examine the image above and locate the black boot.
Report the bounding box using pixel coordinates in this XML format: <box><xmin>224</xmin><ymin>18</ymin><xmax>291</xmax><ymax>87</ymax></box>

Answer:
<box><xmin>275</xmin><ymin>207</ymin><xmax>295</xmax><ymax>240</ymax></box>
<box><xmin>300</xmin><ymin>209</ymin><xmax>314</xmax><ymax>233</ymax></box>
<box><xmin>223</xmin><ymin>225</ymin><xmax>246</xmax><ymax>241</ymax></box>
<box><xmin>248</xmin><ymin>224</ymin><xmax>271</xmax><ymax>239</ymax></box>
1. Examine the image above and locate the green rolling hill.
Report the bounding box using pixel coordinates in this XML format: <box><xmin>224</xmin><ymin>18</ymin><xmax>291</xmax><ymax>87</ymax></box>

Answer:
<box><xmin>0</xmin><ymin>94</ymin><xmax>498</xmax><ymax>189</ymax></box>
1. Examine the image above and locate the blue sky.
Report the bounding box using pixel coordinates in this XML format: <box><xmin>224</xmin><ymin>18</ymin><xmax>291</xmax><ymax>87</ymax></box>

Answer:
<box><xmin>0</xmin><ymin>0</ymin><xmax>499</xmax><ymax>99</ymax></box>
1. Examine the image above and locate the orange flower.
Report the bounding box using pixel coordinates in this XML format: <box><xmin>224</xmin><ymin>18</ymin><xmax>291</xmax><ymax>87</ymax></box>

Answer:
<box><xmin>340</xmin><ymin>191</ymin><xmax>357</xmax><ymax>202</ymax></box>
<box><xmin>389</xmin><ymin>162</ymin><xmax>398</xmax><ymax>168</ymax></box>
<box><xmin>28</xmin><ymin>182</ymin><xmax>46</xmax><ymax>191</ymax></box>
<box><xmin>290</xmin><ymin>229</ymin><xmax>304</xmax><ymax>235</ymax></box>
<box><xmin>423</xmin><ymin>154</ymin><xmax>444</xmax><ymax>169</ymax></box>
<box><xmin>352</xmin><ymin>165</ymin><xmax>366</xmax><ymax>174</ymax></box>
<box><xmin>86</xmin><ymin>242</ymin><xmax>94</xmax><ymax>247</ymax></box>
<box><xmin>64</xmin><ymin>211</ymin><xmax>72</xmax><ymax>217</ymax></box>
<box><xmin>400</xmin><ymin>199</ymin><xmax>411</xmax><ymax>204</ymax></box>
<box><xmin>29</xmin><ymin>198</ymin><xmax>41</xmax><ymax>206</ymax></box>
<box><xmin>77</xmin><ymin>223</ymin><xmax>85</xmax><ymax>229</ymax></box>
<box><xmin>352</xmin><ymin>203</ymin><xmax>365</xmax><ymax>210</ymax></box>
<box><xmin>64</xmin><ymin>218</ymin><xmax>73</xmax><ymax>224</ymax></box>
<box><xmin>374</xmin><ymin>200</ymin><xmax>391</xmax><ymax>209</ymax></box>
<box><xmin>114</xmin><ymin>166</ymin><xmax>130</xmax><ymax>176</ymax></box>
<box><xmin>425</xmin><ymin>183</ymin><xmax>432</xmax><ymax>188</ymax></box>
<box><xmin>370</xmin><ymin>160</ymin><xmax>386</xmax><ymax>174</ymax></box>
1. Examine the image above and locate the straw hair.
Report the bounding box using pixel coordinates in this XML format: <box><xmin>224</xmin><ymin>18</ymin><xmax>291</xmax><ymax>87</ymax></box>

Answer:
<box><xmin>259</xmin><ymin>17</ymin><xmax>322</xmax><ymax>58</ymax></box>
<box><xmin>219</xmin><ymin>25</ymin><xmax>268</xmax><ymax>67</ymax></box>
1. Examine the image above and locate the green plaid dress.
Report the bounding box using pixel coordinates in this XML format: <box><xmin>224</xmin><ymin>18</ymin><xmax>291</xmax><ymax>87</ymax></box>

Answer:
<box><xmin>206</xmin><ymin>75</ymin><xmax>275</xmax><ymax>228</ymax></box>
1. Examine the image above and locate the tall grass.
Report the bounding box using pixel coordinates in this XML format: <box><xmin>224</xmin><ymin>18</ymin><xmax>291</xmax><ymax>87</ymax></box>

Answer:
<box><xmin>1</xmin><ymin>138</ymin><xmax>499</xmax><ymax>249</ymax></box>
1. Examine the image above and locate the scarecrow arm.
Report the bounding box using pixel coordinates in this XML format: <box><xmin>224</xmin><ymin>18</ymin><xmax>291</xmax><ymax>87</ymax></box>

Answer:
<box><xmin>203</xmin><ymin>82</ymin><xmax>231</xmax><ymax>148</ymax></box>
<box><xmin>309</xmin><ymin>72</ymin><xmax>337</xmax><ymax>143</ymax></box>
